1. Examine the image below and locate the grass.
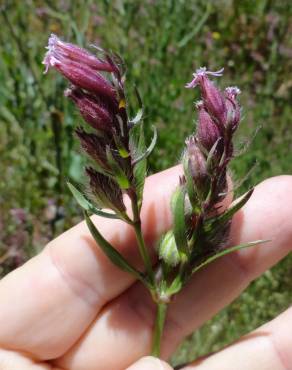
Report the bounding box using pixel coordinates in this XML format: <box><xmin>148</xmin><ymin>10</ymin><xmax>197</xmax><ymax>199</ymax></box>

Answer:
<box><xmin>0</xmin><ymin>0</ymin><xmax>291</xmax><ymax>366</ymax></box>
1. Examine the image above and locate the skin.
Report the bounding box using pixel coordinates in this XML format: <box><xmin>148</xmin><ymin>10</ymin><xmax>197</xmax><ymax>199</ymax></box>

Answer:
<box><xmin>0</xmin><ymin>165</ymin><xmax>291</xmax><ymax>370</ymax></box>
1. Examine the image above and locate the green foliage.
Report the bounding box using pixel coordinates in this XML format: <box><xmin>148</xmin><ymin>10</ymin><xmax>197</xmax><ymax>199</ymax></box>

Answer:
<box><xmin>0</xmin><ymin>0</ymin><xmax>291</xmax><ymax>366</ymax></box>
<box><xmin>84</xmin><ymin>211</ymin><xmax>145</xmax><ymax>283</ymax></box>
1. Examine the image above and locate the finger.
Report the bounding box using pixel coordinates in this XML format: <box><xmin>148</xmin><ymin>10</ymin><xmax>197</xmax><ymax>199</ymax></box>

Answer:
<box><xmin>0</xmin><ymin>166</ymin><xmax>181</xmax><ymax>358</ymax></box>
<box><xmin>181</xmin><ymin>306</ymin><xmax>292</xmax><ymax>370</ymax></box>
<box><xmin>126</xmin><ymin>357</ymin><xmax>172</xmax><ymax>370</ymax></box>
<box><xmin>0</xmin><ymin>349</ymin><xmax>61</xmax><ymax>370</ymax></box>
<box><xmin>55</xmin><ymin>176</ymin><xmax>292</xmax><ymax>370</ymax></box>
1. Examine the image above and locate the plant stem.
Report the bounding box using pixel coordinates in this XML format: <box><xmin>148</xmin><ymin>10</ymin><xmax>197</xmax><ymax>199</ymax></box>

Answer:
<box><xmin>151</xmin><ymin>302</ymin><xmax>168</xmax><ymax>357</ymax></box>
<box><xmin>133</xmin><ymin>221</ymin><xmax>155</xmax><ymax>286</ymax></box>
<box><xmin>130</xmin><ymin>190</ymin><xmax>155</xmax><ymax>286</ymax></box>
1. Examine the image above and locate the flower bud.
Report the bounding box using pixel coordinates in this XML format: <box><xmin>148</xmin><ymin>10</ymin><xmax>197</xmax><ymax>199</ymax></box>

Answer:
<box><xmin>186</xmin><ymin>67</ymin><xmax>227</xmax><ymax>125</ymax></box>
<box><xmin>75</xmin><ymin>127</ymin><xmax>109</xmax><ymax>170</ymax></box>
<box><xmin>86</xmin><ymin>167</ymin><xmax>126</xmax><ymax>212</ymax></box>
<box><xmin>43</xmin><ymin>35</ymin><xmax>116</xmax><ymax>100</ymax></box>
<box><xmin>45</xmin><ymin>34</ymin><xmax>115</xmax><ymax>72</ymax></box>
<box><xmin>65</xmin><ymin>87</ymin><xmax>117</xmax><ymax>133</ymax></box>
<box><xmin>196</xmin><ymin>101</ymin><xmax>222</xmax><ymax>151</ymax></box>
<box><xmin>224</xmin><ymin>86</ymin><xmax>241</xmax><ymax>132</ymax></box>
<box><xmin>186</xmin><ymin>136</ymin><xmax>209</xmax><ymax>199</ymax></box>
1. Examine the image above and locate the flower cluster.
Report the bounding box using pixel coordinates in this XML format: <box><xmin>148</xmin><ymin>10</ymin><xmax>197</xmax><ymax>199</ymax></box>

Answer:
<box><xmin>158</xmin><ymin>68</ymin><xmax>244</xmax><ymax>279</ymax></box>
<box><xmin>186</xmin><ymin>68</ymin><xmax>241</xmax><ymax>209</ymax></box>
<box><xmin>43</xmin><ymin>34</ymin><xmax>138</xmax><ymax>218</ymax></box>
<box><xmin>44</xmin><ymin>36</ymin><xmax>262</xmax><ymax>358</ymax></box>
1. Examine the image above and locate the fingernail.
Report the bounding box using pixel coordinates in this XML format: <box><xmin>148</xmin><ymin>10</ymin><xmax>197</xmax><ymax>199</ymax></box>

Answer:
<box><xmin>127</xmin><ymin>356</ymin><xmax>171</xmax><ymax>370</ymax></box>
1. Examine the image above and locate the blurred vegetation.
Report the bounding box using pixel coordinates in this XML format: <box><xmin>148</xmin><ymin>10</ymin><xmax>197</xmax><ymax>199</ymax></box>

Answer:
<box><xmin>0</xmin><ymin>0</ymin><xmax>291</xmax><ymax>366</ymax></box>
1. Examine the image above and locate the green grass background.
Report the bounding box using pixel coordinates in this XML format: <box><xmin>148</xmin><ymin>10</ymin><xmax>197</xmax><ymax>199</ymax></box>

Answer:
<box><xmin>0</xmin><ymin>0</ymin><xmax>291</xmax><ymax>366</ymax></box>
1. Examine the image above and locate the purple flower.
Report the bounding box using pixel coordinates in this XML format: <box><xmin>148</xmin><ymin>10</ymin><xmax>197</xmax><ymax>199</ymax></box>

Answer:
<box><xmin>186</xmin><ymin>136</ymin><xmax>209</xmax><ymax>198</ymax></box>
<box><xmin>186</xmin><ymin>67</ymin><xmax>226</xmax><ymax>125</ymax></box>
<box><xmin>44</xmin><ymin>34</ymin><xmax>115</xmax><ymax>73</ymax></box>
<box><xmin>65</xmin><ymin>87</ymin><xmax>117</xmax><ymax>132</ymax></box>
<box><xmin>224</xmin><ymin>86</ymin><xmax>241</xmax><ymax>132</ymax></box>
<box><xmin>195</xmin><ymin>101</ymin><xmax>221</xmax><ymax>151</ymax></box>
<box><xmin>43</xmin><ymin>34</ymin><xmax>116</xmax><ymax>100</ymax></box>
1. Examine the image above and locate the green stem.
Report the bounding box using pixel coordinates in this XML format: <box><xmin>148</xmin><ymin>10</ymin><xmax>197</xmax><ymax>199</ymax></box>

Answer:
<box><xmin>133</xmin><ymin>221</ymin><xmax>155</xmax><ymax>286</ymax></box>
<box><xmin>151</xmin><ymin>302</ymin><xmax>168</xmax><ymax>357</ymax></box>
<box><xmin>130</xmin><ymin>190</ymin><xmax>155</xmax><ymax>287</ymax></box>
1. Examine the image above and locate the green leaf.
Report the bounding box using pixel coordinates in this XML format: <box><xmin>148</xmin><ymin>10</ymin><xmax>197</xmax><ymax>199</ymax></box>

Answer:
<box><xmin>182</xmin><ymin>153</ymin><xmax>199</xmax><ymax>212</ymax></box>
<box><xmin>158</xmin><ymin>230</ymin><xmax>180</xmax><ymax>267</ymax></box>
<box><xmin>166</xmin><ymin>274</ymin><xmax>183</xmax><ymax>296</ymax></box>
<box><xmin>204</xmin><ymin>188</ymin><xmax>254</xmax><ymax>233</ymax></box>
<box><xmin>192</xmin><ymin>239</ymin><xmax>270</xmax><ymax>275</ymax></box>
<box><xmin>67</xmin><ymin>182</ymin><xmax>120</xmax><ymax>220</ymax></box>
<box><xmin>171</xmin><ymin>187</ymin><xmax>189</xmax><ymax>257</ymax></box>
<box><xmin>105</xmin><ymin>147</ymin><xmax>130</xmax><ymax>189</ymax></box>
<box><xmin>68</xmin><ymin>181</ymin><xmax>91</xmax><ymax>210</ymax></box>
<box><xmin>129</xmin><ymin>121</ymin><xmax>147</xmax><ymax>211</ymax></box>
<box><xmin>129</xmin><ymin>86</ymin><xmax>144</xmax><ymax>126</ymax></box>
<box><xmin>132</xmin><ymin>126</ymin><xmax>158</xmax><ymax>165</ymax></box>
<box><xmin>84</xmin><ymin>211</ymin><xmax>146</xmax><ymax>282</ymax></box>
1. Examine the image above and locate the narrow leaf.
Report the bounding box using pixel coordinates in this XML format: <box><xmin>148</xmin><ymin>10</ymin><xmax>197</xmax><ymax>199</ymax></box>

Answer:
<box><xmin>171</xmin><ymin>187</ymin><xmax>189</xmax><ymax>257</ymax></box>
<box><xmin>192</xmin><ymin>239</ymin><xmax>270</xmax><ymax>275</ymax></box>
<box><xmin>84</xmin><ymin>211</ymin><xmax>145</xmax><ymax>282</ymax></box>
<box><xmin>182</xmin><ymin>153</ymin><xmax>199</xmax><ymax>211</ymax></box>
<box><xmin>67</xmin><ymin>181</ymin><xmax>91</xmax><ymax>211</ymax></box>
<box><xmin>132</xmin><ymin>126</ymin><xmax>157</xmax><ymax>165</ymax></box>
<box><xmin>204</xmin><ymin>188</ymin><xmax>254</xmax><ymax>233</ymax></box>
<box><xmin>167</xmin><ymin>274</ymin><xmax>183</xmax><ymax>296</ymax></box>
<box><xmin>217</xmin><ymin>188</ymin><xmax>254</xmax><ymax>224</ymax></box>
<box><xmin>129</xmin><ymin>121</ymin><xmax>147</xmax><ymax>211</ymax></box>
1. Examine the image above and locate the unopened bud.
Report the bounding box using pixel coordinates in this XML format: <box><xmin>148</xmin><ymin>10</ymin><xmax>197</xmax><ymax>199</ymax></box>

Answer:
<box><xmin>65</xmin><ymin>87</ymin><xmax>117</xmax><ymax>132</ymax></box>
<box><xmin>196</xmin><ymin>101</ymin><xmax>222</xmax><ymax>152</ymax></box>
<box><xmin>225</xmin><ymin>86</ymin><xmax>241</xmax><ymax>132</ymax></box>
<box><xmin>86</xmin><ymin>167</ymin><xmax>126</xmax><ymax>212</ymax></box>
<box><xmin>75</xmin><ymin>127</ymin><xmax>109</xmax><ymax>171</ymax></box>
<box><xmin>186</xmin><ymin>136</ymin><xmax>209</xmax><ymax>199</ymax></box>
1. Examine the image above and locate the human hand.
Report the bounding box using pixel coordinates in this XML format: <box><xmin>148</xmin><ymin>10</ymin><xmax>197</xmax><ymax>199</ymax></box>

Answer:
<box><xmin>0</xmin><ymin>166</ymin><xmax>291</xmax><ymax>370</ymax></box>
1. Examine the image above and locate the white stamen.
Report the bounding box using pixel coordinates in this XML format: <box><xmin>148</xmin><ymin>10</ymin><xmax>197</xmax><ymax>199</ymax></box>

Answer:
<box><xmin>225</xmin><ymin>86</ymin><xmax>241</xmax><ymax>96</ymax></box>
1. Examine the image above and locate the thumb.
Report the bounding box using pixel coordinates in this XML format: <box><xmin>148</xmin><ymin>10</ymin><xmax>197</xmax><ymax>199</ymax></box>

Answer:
<box><xmin>126</xmin><ymin>356</ymin><xmax>173</xmax><ymax>370</ymax></box>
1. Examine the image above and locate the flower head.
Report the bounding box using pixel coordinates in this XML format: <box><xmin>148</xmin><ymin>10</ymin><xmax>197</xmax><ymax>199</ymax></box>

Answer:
<box><xmin>186</xmin><ymin>67</ymin><xmax>226</xmax><ymax>125</ymax></box>
<box><xmin>43</xmin><ymin>34</ymin><xmax>115</xmax><ymax>73</ymax></box>
<box><xmin>43</xmin><ymin>34</ymin><xmax>117</xmax><ymax>100</ymax></box>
